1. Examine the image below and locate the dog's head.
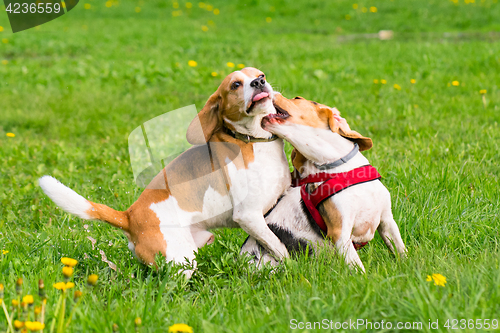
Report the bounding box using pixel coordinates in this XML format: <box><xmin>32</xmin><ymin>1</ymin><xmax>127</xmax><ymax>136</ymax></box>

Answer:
<box><xmin>187</xmin><ymin>68</ymin><xmax>277</xmax><ymax>144</ymax></box>
<box><xmin>263</xmin><ymin>94</ymin><xmax>372</xmax><ymax>170</ymax></box>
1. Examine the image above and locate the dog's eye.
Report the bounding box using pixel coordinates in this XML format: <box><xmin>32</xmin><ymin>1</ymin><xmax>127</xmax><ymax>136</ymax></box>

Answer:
<box><xmin>231</xmin><ymin>81</ymin><xmax>242</xmax><ymax>90</ymax></box>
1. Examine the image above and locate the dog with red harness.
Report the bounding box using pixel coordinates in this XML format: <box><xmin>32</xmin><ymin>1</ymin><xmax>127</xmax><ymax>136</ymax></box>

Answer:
<box><xmin>241</xmin><ymin>94</ymin><xmax>406</xmax><ymax>272</ymax></box>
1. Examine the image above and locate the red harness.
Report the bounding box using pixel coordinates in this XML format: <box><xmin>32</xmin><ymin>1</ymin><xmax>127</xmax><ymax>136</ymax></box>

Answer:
<box><xmin>292</xmin><ymin>165</ymin><xmax>381</xmax><ymax>250</ymax></box>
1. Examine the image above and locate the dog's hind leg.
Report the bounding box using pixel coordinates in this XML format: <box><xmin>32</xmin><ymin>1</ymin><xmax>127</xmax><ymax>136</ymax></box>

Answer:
<box><xmin>378</xmin><ymin>210</ymin><xmax>406</xmax><ymax>258</ymax></box>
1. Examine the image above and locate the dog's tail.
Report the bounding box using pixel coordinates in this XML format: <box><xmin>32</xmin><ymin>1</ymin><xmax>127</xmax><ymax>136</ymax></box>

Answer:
<box><xmin>39</xmin><ymin>176</ymin><xmax>129</xmax><ymax>232</ymax></box>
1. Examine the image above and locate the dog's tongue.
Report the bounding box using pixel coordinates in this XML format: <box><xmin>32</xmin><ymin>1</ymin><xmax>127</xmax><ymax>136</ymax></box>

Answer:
<box><xmin>253</xmin><ymin>92</ymin><xmax>269</xmax><ymax>102</ymax></box>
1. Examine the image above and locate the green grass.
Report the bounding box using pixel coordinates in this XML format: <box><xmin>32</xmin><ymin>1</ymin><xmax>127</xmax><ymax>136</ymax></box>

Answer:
<box><xmin>1</xmin><ymin>0</ymin><xmax>500</xmax><ymax>332</ymax></box>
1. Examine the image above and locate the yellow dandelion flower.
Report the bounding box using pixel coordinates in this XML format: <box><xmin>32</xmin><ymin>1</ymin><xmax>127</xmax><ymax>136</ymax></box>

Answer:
<box><xmin>211</xmin><ymin>72</ymin><xmax>218</xmax><ymax>77</ymax></box>
<box><xmin>65</xmin><ymin>282</ymin><xmax>75</xmax><ymax>289</ymax></box>
<box><xmin>186</xmin><ymin>2</ymin><xmax>192</xmax><ymax>8</ymax></box>
<box><xmin>2</xmin><ymin>250</ymin><xmax>8</xmax><ymax>254</ymax></box>
<box><xmin>452</xmin><ymin>80</ymin><xmax>460</xmax><ymax>86</ymax></box>
<box><xmin>213</xmin><ymin>8</ymin><xmax>219</xmax><ymax>14</ymax></box>
<box><xmin>135</xmin><ymin>317</ymin><xmax>142</xmax><ymax>326</ymax></box>
<box><xmin>53</xmin><ymin>281</ymin><xmax>74</xmax><ymax>291</ymax></box>
<box><xmin>201</xmin><ymin>25</ymin><xmax>208</xmax><ymax>31</ymax></box>
<box><xmin>227</xmin><ymin>62</ymin><xmax>235</xmax><ymax>68</ymax></box>
<box><xmin>22</xmin><ymin>295</ymin><xmax>34</xmax><ymax>304</ymax></box>
<box><xmin>14</xmin><ymin>320</ymin><xmax>24</xmax><ymax>329</ymax></box>
<box><xmin>1</xmin><ymin>60</ymin><xmax>6</xmax><ymax>65</ymax></box>
<box><xmin>168</xmin><ymin>323</ymin><xmax>193</xmax><ymax>333</ymax></box>
<box><xmin>237</xmin><ymin>64</ymin><xmax>245</xmax><ymax>69</ymax></box>
<box><xmin>61</xmin><ymin>257</ymin><xmax>78</xmax><ymax>267</ymax></box>
<box><xmin>345</xmin><ymin>14</ymin><xmax>351</xmax><ymax>20</ymax></box>
<box><xmin>361</xmin><ymin>7</ymin><xmax>368</xmax><ymax>12</ymax></box>
<box><xmin>2</xmin><ymin>38</ymin><xmax>8</xmax><ymax>44</ymax></box>
<box><xmin>373</xmin><ymin>79</ymin><xmax>379</xmax><ymax>84</ymax></box>
<box><xmin>0</xmin><ymin>26</ymin><xmax>3</xmax><ymax>32</ymax></box>
<box><xmin>206</xmin><ymin>5</ymin><xmax>213</xmax><ymax>11</ymax></box>
<box><xmin>74</xmin><ymin>290</ymin><xmax>83</xmax><ymax>300</ymax></box>
<box><xmin>198</xmin><ymin>2</ymin><xmax>205</xmax><ymax>8</ymax></box>
<box><xmin>34</xmin><ymin>306</ymin><xmax>42</xmax><ymax>315</ymax></box>
<box><xmin>25</xmin><ymin>321</ymin><xmax>45</xmax><ymax>331</ymax></box>
<box><xmin>12</xmin><ymin>299</ymin><xmax>19</xmax><ymax>306</ymax></box>
<box><xmin>188</xmin><ymin>60</ymin><xmax>197</xmax><ymax>67</ymax></box>
<box><xmin>353</xmin><ymin>3</ymin><xmax>358</xmax><ymax>9</ymax></box>
<box><xmin>427</xmin><ymin>273</ymin><xmax>447</xmax><ymax>286</ymax></box>
<box><xmin>266</xmin><ymin>17</ymin><xmax>272</xmax><ymax>23</ymax></box>
<box><xmin>381</xmin><ymin>79</ymin><xmax>387</xmax><ymax>84</ymax></box>
<box><xmin>370</xmin><ymin>6</ymin><xmax>377</xmax><ymax>12</ymax></box>
<box><xmin>135</xmin><ymin>7</ymin><xmax>141</xmax><ymax>12</ymax></box>
<box><xmin>393</xmin><ymin>84</ymin><xmax>401</xmax><ymax>90</ymax></box>
<box><xmin>84</xmin><ymin>3</ymin><xmax>91</xmax><ymax>9</ymax></box>
<box><xmin>479</xmin><ymin>89</ymin><xmax>487</xmax><ymax>94</ymax></box>
<box><xmin>207</xmin><ymin>20</ymin><xmax>215</xmax><ymax>26</ymax></box>
<box><xmin>411</xmin><ymin>79</ymin><xmax>416</xmax><ymax>84</ymax></box>
<box><xmin>62</xmin><ymin>266</ymin><xmax>74</xmax><ymax>278</ymax></box>
<box><xmin>87</xmin><ymin>274</ymin><xmax>98</xmax><ymax>286</ymax></box>
<box><xmin>173</xmin><ymin>2</ymin><xmax>179</xmax><ymax>8</ymax></box>
<box><xmin>105</xmin><ymin>1</ymin><xmax>112</xmax><ymax>8</ymax></box>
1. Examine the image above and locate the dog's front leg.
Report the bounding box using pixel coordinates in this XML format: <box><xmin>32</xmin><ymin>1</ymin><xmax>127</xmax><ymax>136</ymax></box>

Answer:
<box><xmin>336</xmin><ymin>235</ymin><xmax>365</xmax><ymax>273</ymax></box>
<box><xmin>234</xmin><ymin>210</ymin><xmax>289</xmax><ymax>260</ymax></box>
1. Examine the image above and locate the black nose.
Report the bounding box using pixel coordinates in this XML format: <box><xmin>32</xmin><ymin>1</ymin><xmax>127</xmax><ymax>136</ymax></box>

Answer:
<box><xmin>250</xmin><ymin>77</ymin><xmax>266</xmax><ymax>89</ymax></box>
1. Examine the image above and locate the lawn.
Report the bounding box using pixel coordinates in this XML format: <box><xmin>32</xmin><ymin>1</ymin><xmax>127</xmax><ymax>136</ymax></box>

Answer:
<box><xmin>1</xmin><ymin>0</ymin><xmax>500</xmax><ymax>332</ymax></box>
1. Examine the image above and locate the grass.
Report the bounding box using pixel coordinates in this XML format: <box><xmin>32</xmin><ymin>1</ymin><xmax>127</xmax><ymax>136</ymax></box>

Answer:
<box><xmin>1</xmin><ymin>0</ymin><xmax>500</xmax><ymax>331</ymax></box>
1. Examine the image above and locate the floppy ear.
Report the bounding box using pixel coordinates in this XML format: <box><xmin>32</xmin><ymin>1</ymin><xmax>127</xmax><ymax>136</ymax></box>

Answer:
<box><xmin>324</xmin><ymin>107</ymin><xmax>373</xmax><ymax>151</ymax></box>
<box><xmin>291</xmin><ymin>148</ymin><xmax>308</xmax><ymax>175</ymax></box>
<box><xmin>186</xmin><ymin>92</ymin><xmax>221</xmax><ymax>145</ymax></box>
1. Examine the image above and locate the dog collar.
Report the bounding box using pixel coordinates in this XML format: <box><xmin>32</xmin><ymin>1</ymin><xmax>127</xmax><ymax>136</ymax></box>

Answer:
<box><xmin>313</xmin><ymin>143</ymin><xmax>359</xmax><ymax>170</ymax></box>
<box><xmin>224</xmin><ymin>127</ymin><xmax>279</xmax><ymax>143</ymax></box>
<box><xmin>293</xmin><ymin>165</ymin><xmax>381</xmax><ymax>251</ymax></box>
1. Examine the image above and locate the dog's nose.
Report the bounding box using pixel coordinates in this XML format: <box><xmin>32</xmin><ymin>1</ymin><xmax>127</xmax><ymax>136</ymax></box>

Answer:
<box><xmin>250</xmin><ymin>77</ymin><xmax>266</xmax><ymax>89</ymax></box>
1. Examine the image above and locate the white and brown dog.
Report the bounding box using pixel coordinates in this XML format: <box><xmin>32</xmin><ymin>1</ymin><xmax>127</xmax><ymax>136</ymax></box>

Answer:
<box><xmin>39</xmin><ymin>68</ymin><xmax>292</xmax><ymax>277</ymax></box>
<box><xmin>241</xmin><ymin>94</ymin><xmax>406</xmax><ymax>272</ymax></box>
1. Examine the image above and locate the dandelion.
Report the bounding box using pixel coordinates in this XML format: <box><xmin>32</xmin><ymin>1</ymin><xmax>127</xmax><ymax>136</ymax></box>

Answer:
<box><xmin>361</xmin><ymin>7</ymin><xmax>368</xmax><ymax>12</ymax></box>
<box><xmin>201</xmin><ymin>25</ymin><xmax>208</xmax><ymax>32</ymax></box>
<box><xmin>105</xmin><ymin>1</ymin><xmax>112</xmax><ymax>7</ymax></box>
<box><xmin>2</xmin><ymin>250</ymin><xmax>8</xmax><ymax>254</ymax></box>
<box><xmin>38</xmin><ymin>279</ymin><xmax>46</xmax><ymax>300</ymax></box>
<box><xmin>1</xmin><ymin>60</ymin><xmax>7</xmax><ymax>65</ymax></box>
<box><xmin>2</xmin><ymin>38</ymin><xmax>8</xmax><ymax>44</ymax></box>
<box><xmin>22</xmin><ymin>295</ymin><xmax>34</xmax><ymax>305</ymax></box>
<box><xmin>427</xmin><ymin>273</ymin><xmax>447</xmax><ymax>287</ymax></box>
<box><xmin>186</xmin><ymin>2</ymin><xmax>192</xmax><ymax>8</ymax></box>
<box><xmin>345</xmin><ymin>14</ymin><xmax>351</xmax><ymax>20</ymax></box>
<box><xmin>373</xmin><ymin>79</ymin><xmax>379</xmax><ymax>84</ymax></box>
<box><xmin>135</xmin><ymin>7</ymin><xmax>141</xmax><ymax>12</ymax></box>
<box><xmin>53</xmin><ymin>282</ymin><xmax>74</xmax><ymax>291</ymax></box>
<box><xmin>207</xmin><ymin>20</ymin><xmax>215</xmax><ymax>26</ymax></box>
<box><xmin>168</xmin><ymin>323</ymin><xmax>193</xmax><ymax>333</ymax></box>
<box><xmin>206</xmin><ymin>4</ymin><xmax>213</xmax><ymax>11</ymax></box>
<box><xmin>173</xmin><ymin>2</ymin><xmax>179</xmax><ymax>8</ymax></box>
<box><xmin>213</xmin><ymin>8</ymin><xmax>219</xmax><ymax>14</ymax></box>
<box><xmin>14</xmin><ymin>320</ymin><xmax>24</xmax><ymax>329</ymax></box>
<box><xmin>16</xmin><ymin>278</ymin><xmax>23</xmax><ymax>295</ymax></box>
<box><xmin>370</xmin><ymin>6</ymin><xmax>377</xmax><ymax>12</ymax></box>
<box><xmin>0</xmin><ymin>283</ymin><xmax>3</xmax><ymax>298</ymax></box>
<box><xmin>411</xmin><ymin>79</ymin><xmax>416</xmax><ymax>84</ymax></box>
<box><xmin>61</xmin><ymin>257</ymin><xmax>78</xmax><ymax>267</ymax></box>
<box><xmin>0</xmin><ymin>26</ymin><xmax>3</xmax><ymax>32</ymax></box>
<box><xmin>237</xmin><ymin>64</ymin><xmax>245</xmax><ymax>69</ymax></box>
<box><xmin>352</xmin><ymin>3</ymin><xmax>358</xmax><ymax>9</ymax></box>
<box><xmin>381</xmin><ymin>79</ymin><xmax>387</xmax><ymax>84</ymax></box>
<box><xmin>227</xmin><ymin>62</ymin><xmax>235</xmax><ymax>68</ymax></box>
<box><xmin>25</xmin><ymin>321</ymin><xmax>45</xmax><ymax>331</ymax></box>
<box><xmin>393</xmin><ymin>84</ymin><xmax>401</xmax><ymax>90</ymax></box>
<box><xmin>198</xmin><ymin>2</ymin><xmax>205</xmax><ymax>8</ymax></box>
<box><xmin>34</xmin><ymin>306</ymin><xmax>42</xmax><ymax>315</ymax></box>
<box><xmin>211</xmin><ymin>72</ymin><xmax>217</xmax><ymax>77</ymax></box>
<box><xmin>62</xmin><ymin>266</ymin><xmax>74</xmax><ymax>278</ymax></box>
<box><xmin>188</xmin><ymin>60</ymin><xmax>197</xmax><ymax>67</ymax></box>
<box><xmin>12</xmin><ymin>299</ymin><xmax>19</xmax><ymax>306</ymax></box>
<box><xmin>479</xmin><ymin>89</ymin><xmax>487</xmax><ymax>94</ymax></box>
<box><xmin>266</xmin><ymin>17</ymin><xmax>272</xmax><ymax>23</ymax></box>
<box><xmin>452</xmin><ymin>80</ymin><xmax>460</xmax><ymax>86</ymax></box>
<box><xmin>480</xmin><ymin>89</ymin><xmax>487</xmax><ymax>108</ymax></box>
<box><xmin>135</xmin><ymin>317</ymin><xmax>142</xmax><ymax>328</ymax></box>
<box><xmin>87</xmin><ymin>274</ymin><xmax>98</xmax><ymax>286</ymax></box>
<box><xmin>84</xmin><ymin>3</ymin><xmax>91</xmax><ymax>9</ymax></box>
<box><xmin>113</xmin><ymin>323</ymin><xmax>119</xmax><ymax>332</ymax></box>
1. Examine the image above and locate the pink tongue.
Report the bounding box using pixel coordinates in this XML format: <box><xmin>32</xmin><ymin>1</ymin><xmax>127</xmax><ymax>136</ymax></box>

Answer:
<box><xmin>253</xmin><ymin>92</ymin><xmax>269</xmax><ymax>102</ymax></box>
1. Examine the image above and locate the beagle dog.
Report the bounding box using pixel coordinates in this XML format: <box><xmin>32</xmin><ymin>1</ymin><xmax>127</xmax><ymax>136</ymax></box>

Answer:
<box><xmin>241</xmin><ymin>94</ymin><xmax>406</xmax><ymax>272</ymax></box>
<box><xmin>39</xmin><ymin>68</ymin><xmax>292</xmax><ymax>277</ymax></box>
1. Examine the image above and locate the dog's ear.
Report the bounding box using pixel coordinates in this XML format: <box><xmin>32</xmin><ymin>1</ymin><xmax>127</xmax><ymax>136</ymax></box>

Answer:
<box><xmin>323</xmin><ymin>107</ymin><xmax>373</xmax><ymax>151</ymax></box>
<box><xmin>291</xmin><ymin>148</ymin><xmax>308</xmax><ymax>175</ymax></box>
<box><xmin>186</xmin><ymin>92</ymin><xmax>221</xmax><ymax>145</ymax></box>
